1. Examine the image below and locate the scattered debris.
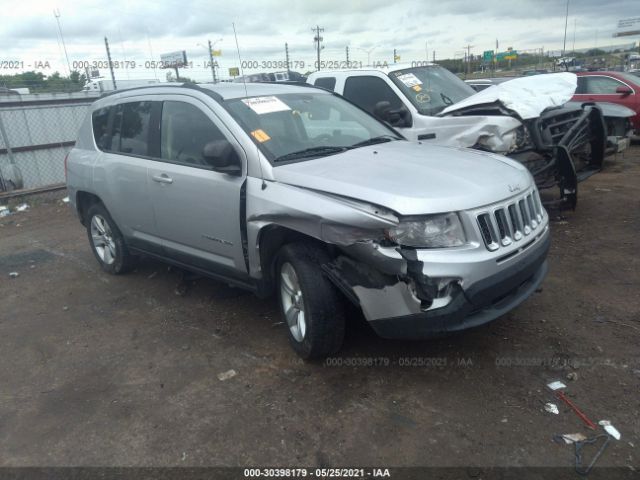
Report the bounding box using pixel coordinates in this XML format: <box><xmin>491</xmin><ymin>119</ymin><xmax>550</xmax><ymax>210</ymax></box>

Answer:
<box><xmin>574</xmin><ymin>434</ymin><xmax>611</xmax><ymax>476</ymax></box>
<box><xmin>594</xmin><ymin>188</ymin><xmax>612</xmax><ymax>192</ymax></box>
<box><xmin>555</xmin><ymin>433</ymin><xmax>587</xmax><ymax>444</ymax></box>
<box><xmin>566</xmin><ymin>371</ymin><xmax>578</xmax><ymax>381</ymax></box>
<box><xmin>0</xmin><ymin>206</ymin><xmax>10</xmax><ymax>217</ymax></box>
<box><xmin>9</xmin><ymin>272</ymin><xmax>19</xmax><ymax>278</ymax></box>
<box><xmin>544</xmin><ymin>402</ymin><xmax>559</xmax><ymax>415</ymax></box>
<box><xmin>217</xmin><ymin>369</ymin><xmax>237</xmax><ymax>381</ymax></box>
<box><xmin>62</xmin><ymin>196</ymin><xmax>70</xmax><ymax>203</ymax></box>
<box><xmin>147</xmin><ymin>271</ymin><xmax>158</xmax><ymax>279</ymax></box>
<box><xmin>599</xmin><ymin>420</ymin><xmax>621</xmax><ymax>440</ymax></box>
<box><xmin>547</xmin><ymin>380</ymin><xmax>597</xmax><ymax>430</ymax></box>
<box><xmin>547</xmin><ymin>380</ymin><xmax>566</xmax><ymax>391</ymax></box>
<box><xmin>15</xmin><ymin>203</ymin><xmax>29</xmax><ymax>212</ymax></box>
<box><xmin>62</xmin><ymin>306</ymin><xmax>69</xmax><ymax>311</ymax></box>
<box><xmin>272</xmin><ymin>321</ymin><xmax>285</xmax><ymax>327</ymax></box>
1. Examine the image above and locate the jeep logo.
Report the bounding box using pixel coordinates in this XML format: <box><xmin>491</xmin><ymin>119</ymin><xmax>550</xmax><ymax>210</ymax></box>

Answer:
<box><xmin>508</xmin><ymin>184</ymin><xmax>521</xmax><ymax>192</ymax></box>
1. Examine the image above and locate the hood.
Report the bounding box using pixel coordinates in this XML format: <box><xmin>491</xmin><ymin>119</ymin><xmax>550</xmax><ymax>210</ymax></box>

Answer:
<box><xmin>441</xmin><ymin>72</ymin><xmax>577</xmax><ymax>120</ymax></box>
<box><xmin>273</xmin><ymin>141</ymin><xmax>532</xmax><ymax>216</ymax></box>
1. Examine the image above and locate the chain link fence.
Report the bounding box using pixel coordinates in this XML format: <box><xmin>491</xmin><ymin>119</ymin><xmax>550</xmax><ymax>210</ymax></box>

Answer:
<box><xmin>0</xmin><ymin>92</ymin><xmax>99</xmax><ymax>195</ymax></box>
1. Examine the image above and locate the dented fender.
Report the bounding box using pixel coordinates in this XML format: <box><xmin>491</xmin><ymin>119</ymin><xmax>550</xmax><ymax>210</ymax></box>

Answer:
<box><xmin>245</xmin><ymin>176</ymin><xmax>399</xmax><ymax>278</ymax></box>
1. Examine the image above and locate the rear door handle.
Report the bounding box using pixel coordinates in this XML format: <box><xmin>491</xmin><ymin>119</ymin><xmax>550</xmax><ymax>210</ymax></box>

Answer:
<box><xmin>151</xmin><ymin>173</ymin><xmax>173</xmax><ymax>184</ymax></box>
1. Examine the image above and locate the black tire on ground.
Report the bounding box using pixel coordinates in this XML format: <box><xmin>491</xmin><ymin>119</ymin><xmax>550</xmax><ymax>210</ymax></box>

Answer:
<box><xmin>276</xmin><ymin>242</ymin><xmax>346</xmax><ymax>359</ymax></box>
<box><xmin>86</xmin><ymin>203</ymin><xmax>136</xmax><ymax>275</ymax></box>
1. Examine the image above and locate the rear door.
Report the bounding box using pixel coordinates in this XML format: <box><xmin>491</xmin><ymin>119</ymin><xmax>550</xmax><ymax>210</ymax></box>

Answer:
<box><xmin>91</xmin><ymin>99</ymin><xmax>162</xmax><ymax>253</ymax></box>
<box><xmin>147</xmin><ymin>95</ymin><xmax>248</xmax><ymax>277</ymax></box>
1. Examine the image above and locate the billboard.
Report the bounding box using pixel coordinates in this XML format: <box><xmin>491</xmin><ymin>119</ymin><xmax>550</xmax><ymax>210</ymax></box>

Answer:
<box><xmin>614</xmin><ymin>17</ymin><xmax>640</xmax><ymax>37</ymax></box>
<box><xmin>160</xmin><ymin>50</ymin><xmax>188</xmax><ymax>67</ymax></box>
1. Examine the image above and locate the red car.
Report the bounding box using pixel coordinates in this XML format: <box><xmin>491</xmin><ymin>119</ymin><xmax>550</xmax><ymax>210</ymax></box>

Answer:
<box><xmin>573</xmin><ymin>71</ymin><xmax>640</xmax><ymax>134</ymax></box>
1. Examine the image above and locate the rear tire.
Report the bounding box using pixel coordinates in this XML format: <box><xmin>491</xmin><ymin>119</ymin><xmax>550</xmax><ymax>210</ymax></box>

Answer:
<box><xmin>276</xmin><ymin>243</ymin><xmax>345</xmax><ymax>359</ymax></box>
<box><xmin>86</xmin><ymin>203</ymin><xmax>136</xmax><ymax>274</ymax></box>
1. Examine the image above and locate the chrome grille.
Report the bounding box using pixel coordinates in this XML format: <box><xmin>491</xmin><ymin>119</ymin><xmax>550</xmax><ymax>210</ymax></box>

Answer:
<box><xmin>476</xmin><ymin>189</ymin><xmax>545</xmax><ymax>251</ymax></box>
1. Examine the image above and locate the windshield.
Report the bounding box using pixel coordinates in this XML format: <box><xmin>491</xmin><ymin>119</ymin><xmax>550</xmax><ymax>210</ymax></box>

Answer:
<box><xmin>388</xmin><ymin>66</ymin><xmax>476</xmax><ymax>116</ymax></box>
<box><xmin>225</xmin><ymin>92</ymin><xmax>401</xmax><ymax>163</ymax></box>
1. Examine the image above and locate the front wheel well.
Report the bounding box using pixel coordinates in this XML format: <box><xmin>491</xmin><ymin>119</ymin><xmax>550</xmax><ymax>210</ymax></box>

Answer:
<box><xmin>258</xmin><ymin>225</ymin><xmax>334</xmax><ymax>293</ymax></box>
<box><xmin>75</xmin><ymin>191</ymin><xmax>102</xmax><ymax>226</ymax></box>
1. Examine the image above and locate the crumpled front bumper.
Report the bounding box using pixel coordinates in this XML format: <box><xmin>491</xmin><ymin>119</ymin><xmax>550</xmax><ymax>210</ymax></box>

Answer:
<box><xmin>324</xmin><ymin>227</ymin><xmax>550</xmax><ymax>340</ymax></box>
<box><xmin>368</xmin><ymin>233</ymin><xmax>549</xmax><ymax>339</ymax></box>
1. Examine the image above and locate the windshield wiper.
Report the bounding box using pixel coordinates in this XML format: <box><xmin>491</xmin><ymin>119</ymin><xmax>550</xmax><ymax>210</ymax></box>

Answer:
<box><xmin>274</xmin><ymin>146</ymin><xmax>348</xmax><ymax>162</ymax></box>
<box><xmin>348</xmin><ymin>135</ymin><xmax>397</xmax><ymax>149</ymax></box>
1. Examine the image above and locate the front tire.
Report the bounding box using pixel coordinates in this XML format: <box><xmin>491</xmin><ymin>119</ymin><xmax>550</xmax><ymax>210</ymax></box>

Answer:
<box><xmin>277</xmin><ymin>243</ymin><xmax>345</xmax><ymax>359</ymax></box>
<box><xmin>86</xmin><ymin>203</ymin><xmax>136</xmax><ymax>274</ymax></box>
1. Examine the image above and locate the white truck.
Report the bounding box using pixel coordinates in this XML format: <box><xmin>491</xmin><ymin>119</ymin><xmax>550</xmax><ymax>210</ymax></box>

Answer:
<box><xmin>308</xmin><ymin>64</ymin><xmax>607</xmax><ymax>208</ymax></box>
<box><xmin>83</xmin><ymin>79</ymin><xmax>161</xmax><ymax>93</ymax></box>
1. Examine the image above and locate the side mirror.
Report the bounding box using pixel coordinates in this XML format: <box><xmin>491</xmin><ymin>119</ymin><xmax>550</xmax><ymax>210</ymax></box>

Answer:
<box><xmin>615</xmin><ymin>85</ymin><xmax>633</xmax><ymax>96</ymax></box>
<box><xmin>203</xmin><ymin>140</ymin><xmax>241</xmax><ymax>175</ymax></box>
<box><xmin>373</xmin><ymin>101</ymin><xmax>411</xmax><ymax>128</ymax></box>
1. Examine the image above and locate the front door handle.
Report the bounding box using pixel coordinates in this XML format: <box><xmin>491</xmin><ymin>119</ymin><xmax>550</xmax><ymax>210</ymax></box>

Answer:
<box><xmin>151</xmin><ymin>173</ymin><xmax>173</xmax><ymax>184</ymax></box>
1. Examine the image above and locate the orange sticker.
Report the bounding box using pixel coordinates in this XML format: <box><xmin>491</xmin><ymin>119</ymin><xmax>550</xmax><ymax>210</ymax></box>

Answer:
<box><xmin>412</xmin><ymin>84</ymin><xmax>422</xmax><ymax>92</ymax></box>
<box><xmin>251</xmin><ymin>129</ymin><xmax>271</xmax><ymax>143</ymax></box>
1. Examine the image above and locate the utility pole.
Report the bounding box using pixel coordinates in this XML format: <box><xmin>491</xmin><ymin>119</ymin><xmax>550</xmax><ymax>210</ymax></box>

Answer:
<box><xmin>104</xmin><ymin>37</ymin><xmax>117</xmax><ymax>90</ymax></box>
<box><xmin>207</xmin><ymin>39</ymin><xmax>217</xmax><ymax>83</ymax></box>
<box><xmin>393</xmin><ymin>48</ymin><xmax>397</xmax><ymax>64</ymax></box>
<box><xmin>562</xmin><ymin>0</ymin><xmax>570</xmax><ymax>57</ymax></box>
<box><xmin>285</xmin><ymin>43</ymin><xmax>291</xmax><ymax>74</ymax></box>
<box><xmin>432</xmin><ymin>50</ymin><xmax>435</xmax><ymax>63</ymax></box>
<box><xmin>312</xmin><ymin>25</ymin><xmax>324</xmax><ymax>71</ymax></box>
<box><xmin>345</xmin><ymin>46</ymin><xmax>350</xmax><ymax>65</ymax></box>
<box><xmin>462</xmin><ymin>44</ymin><xmax>474</xmax><ymax>76</ymax></box>
<box><xmin>53</xmin><ymin>9</ymin><xmax>71</xmax><ymax>75</ymax></box>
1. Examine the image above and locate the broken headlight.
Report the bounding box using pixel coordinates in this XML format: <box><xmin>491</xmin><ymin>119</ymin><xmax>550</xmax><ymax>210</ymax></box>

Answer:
<box><xmin>385</xmin><ymin>213</ymin><xmax>466</xmax><ymax>248</ymax></box>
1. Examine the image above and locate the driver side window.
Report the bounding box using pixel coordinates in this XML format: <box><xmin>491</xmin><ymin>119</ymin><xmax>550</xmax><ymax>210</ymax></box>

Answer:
<box><xmin>343</xmin><ymin>76</ymin><xmax>404</xmax><ymax>114</ymax></box>
<box><xmin>160</xmin><ymin>101</ymin><xmax>226</xmax><ymax>168</ymax></box>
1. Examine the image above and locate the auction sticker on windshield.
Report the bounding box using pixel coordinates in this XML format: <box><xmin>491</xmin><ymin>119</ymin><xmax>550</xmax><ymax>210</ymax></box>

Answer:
<box><xmin>242</xmin><ymin>96</ymin><xmax>291</xmax><ymax>114</ymax></box>
<box><xmin>396</xmin><ymin>73</ymin><xmax>422</xmax><ymax>87</ymax></box>
<box><xmin>250</xmin><ymin>129</ymin><xmax>271</xmax><ymax>142</ymax></box>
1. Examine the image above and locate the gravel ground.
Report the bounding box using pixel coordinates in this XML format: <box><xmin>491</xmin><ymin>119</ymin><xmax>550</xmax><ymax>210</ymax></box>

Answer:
<box><xmin>0</xmin><ymin>147</ymin><xmax>638</xmax><ymax>476</ymax></box>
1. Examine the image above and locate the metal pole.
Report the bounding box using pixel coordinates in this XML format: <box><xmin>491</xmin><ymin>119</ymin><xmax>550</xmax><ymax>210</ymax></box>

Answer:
<box><xmin>562</xmin><ymin>0</ymin><xmax>570</xmax><ymax>57</ymax></box>
<box><xmin>285</xmin><ymin>43</ymin><xmax>291</xmax><ymax>74</ymax></box>
<box><xmin>104</xmin><ymin>37</ymin><xmax>117</xmax><ymax>90</ymax></box>
<box><xmin>208</xmin><ymin>40</ymin><xmax>216</xmax><ymax>83</ymax></box>
<box><xmin>53</xmin><ymin>9</ymin><xmax>71</xmax><ymax>75</ymax></box>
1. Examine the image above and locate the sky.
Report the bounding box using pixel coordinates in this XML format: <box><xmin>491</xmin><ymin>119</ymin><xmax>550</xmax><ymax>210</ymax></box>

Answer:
<box><xmin>0</xmin><ymin>0</ymin><xmax>637</xmax><ymax>82</ymax></box>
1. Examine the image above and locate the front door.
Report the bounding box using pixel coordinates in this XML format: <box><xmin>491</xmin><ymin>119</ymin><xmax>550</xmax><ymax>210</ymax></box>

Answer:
<box><xmin>147</xmin><ymin>96</ymin><xmax>248</xmax><ymax>276</ymax></box>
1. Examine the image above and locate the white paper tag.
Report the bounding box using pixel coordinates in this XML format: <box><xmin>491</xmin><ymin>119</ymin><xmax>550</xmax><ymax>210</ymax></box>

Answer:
<box><xmin>547</xmin><ymin>380</ymin><xmax>566</xmax><ymax>391</ymax></box>
<box><xmin>396</xmin><ymin>73</ymin><xmax>422</xmax><ymax>87</ymax></box>
<box><xmin>241</xmin><ymin>96</ymin><xmax>291</xmax><ymax>114</ymax></box>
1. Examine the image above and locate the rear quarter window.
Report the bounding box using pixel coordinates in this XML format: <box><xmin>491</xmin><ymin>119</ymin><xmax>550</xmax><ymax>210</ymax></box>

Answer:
<box><xmin>91</xmin><ymin>107</ymin><xmax>111</xmax><ymax>150</ymax></box>
<box><xmin>314</xmin><ymin>77</ymin><xmax>337</xmax><ymax>91</ymax></box>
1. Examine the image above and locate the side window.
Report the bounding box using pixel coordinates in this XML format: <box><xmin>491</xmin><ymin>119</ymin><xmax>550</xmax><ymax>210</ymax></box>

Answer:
<box><xmin>91</xmin><ymin>107</ymin><xmax>111</xmax><ymax>151</ymax></box>
<box><xmin>160</xmin><ymin>101</ymin><xmax>226</xmax><ymax>168</ymax></box>
<box><xmin>314</xmin><ymin>77</ymin><xmax>337</xmax><ymax>91</ymax></box>
<box><xmin>584</xmin><ymin>76</ymin><xmax>625</xmax><ymax>94</ymax></box>
<box><xmin>575</xmin><ymin>77</ymin><xmax>587</xmax><ymax>94</ymax></box>
<box><xmin>343</xmin><ymin>76</ymin><xmax>404</xmax><ymax>114</ymax></box>
<box><xmin>120</xmin><ymin>102</ymin><xmax>153</xmax><ymax>156</ymax></box>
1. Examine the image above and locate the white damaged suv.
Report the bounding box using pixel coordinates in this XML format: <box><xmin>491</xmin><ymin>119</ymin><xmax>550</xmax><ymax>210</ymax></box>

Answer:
<box><xmin>66</xmin><ymin>82</ymin><xmax>550</xmax><ymax>358</ymax></box>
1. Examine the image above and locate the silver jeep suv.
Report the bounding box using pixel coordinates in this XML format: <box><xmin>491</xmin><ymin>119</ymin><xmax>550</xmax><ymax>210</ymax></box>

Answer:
<box><xmin>66</xmin><ymin>82</ymin><xmax>550</xmax><ymax>358</ymax></box>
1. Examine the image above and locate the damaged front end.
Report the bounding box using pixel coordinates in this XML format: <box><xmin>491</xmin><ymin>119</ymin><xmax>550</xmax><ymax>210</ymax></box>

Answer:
<box><xmin>441</xmin><ymin>101</ymin><xmax>606</xmax><ymax>210</ymax></box>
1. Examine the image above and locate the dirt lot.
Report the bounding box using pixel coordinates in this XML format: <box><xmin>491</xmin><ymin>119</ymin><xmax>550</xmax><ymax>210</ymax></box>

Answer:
<box><xmin>0</xmin><ymin>147</ymin><xmax>639</xmax><ymax>475</ymax></box>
